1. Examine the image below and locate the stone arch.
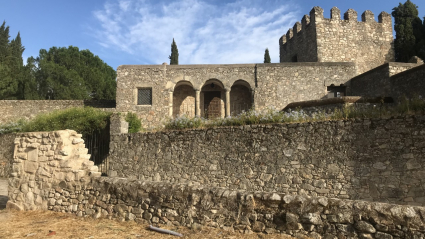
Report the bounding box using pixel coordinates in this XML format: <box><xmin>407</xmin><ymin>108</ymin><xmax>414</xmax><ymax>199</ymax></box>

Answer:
<box><xmin>173</xmin><ymin>81</ymin><xmax>196</xmax><ymax>118</ymax></box>
<box><xmin>230</xmin><ymin>80</ymin><xmax>252</xmax><ymax>116</ymax></box>
<box><xmin>201</xmin><ymin>79</ymin><xmax>225</xmax><ymax>119</ymax></box>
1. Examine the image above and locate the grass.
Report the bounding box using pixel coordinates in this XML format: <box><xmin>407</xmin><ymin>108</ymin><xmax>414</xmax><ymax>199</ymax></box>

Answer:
<box><xmin>165</xmin><ymin>96</ymin><xmax>425</xmax><ymax>130</ymax></box>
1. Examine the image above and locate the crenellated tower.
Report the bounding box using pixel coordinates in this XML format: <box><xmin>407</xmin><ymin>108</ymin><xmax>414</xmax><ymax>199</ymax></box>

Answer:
<box><xmin>279</xmin><ymin>7</ymin><xmax>394</xmax><ymax>74</ymax></box>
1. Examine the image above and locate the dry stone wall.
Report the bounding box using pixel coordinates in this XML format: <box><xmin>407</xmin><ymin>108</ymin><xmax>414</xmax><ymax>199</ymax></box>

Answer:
<box><xmin>0</xmin><ymin>100</ymin><xmax>115</xmax><ymax>124</ymax></box>
<box><xmin>109</xmin><ymin>116</ymin><xmax>425</xmax><ymax>206</ymax></box>
<box><xmin>44</xmin><ymin>178</ymin><xmax>425</xmax><ymax>238</ymax></box>
<box><xmin>5</xmin><ymin>129</ymin><xmax>425</xmax><ymax>237</ymax></box>
<box><xmin>6</xmin><ymin>130</ymin><xmax>101</xmax><ymax>211</ymax></box>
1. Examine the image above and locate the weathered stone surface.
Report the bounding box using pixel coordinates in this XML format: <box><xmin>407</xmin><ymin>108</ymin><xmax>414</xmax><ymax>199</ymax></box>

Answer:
<box><xmin>6</xmin><ymin>201</ymin><xmax>23</xmax><ymax>211</ymax></box>
<box><xmin>355</xmin><ymin>221</ymin><xmax>376</xmax><ymax>233</ymax></box>
<box><xmin>107</xmin><ymin>116</ymin><xmax>425</xmax><ymax>206</ymax></box>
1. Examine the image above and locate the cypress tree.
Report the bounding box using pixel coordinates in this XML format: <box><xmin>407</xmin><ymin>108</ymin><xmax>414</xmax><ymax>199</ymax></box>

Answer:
<box><xmin>392</xmin><ymin>0</ymin><xmax>423</xmax><ymax>62</ymax></box>
<box><xmin>169</xmin><ymin>38</ymin><xmax>179</xmax><ymax>65</ymax></box>
<box><xmin>264</xmin><ymin>48</ymin><xmax>271</xmax><ymax>63</ymax></box>
<box><xmin>0</xmin><ymin>21</ymin><xmax>19</xmax><ymax>99</ymax></box>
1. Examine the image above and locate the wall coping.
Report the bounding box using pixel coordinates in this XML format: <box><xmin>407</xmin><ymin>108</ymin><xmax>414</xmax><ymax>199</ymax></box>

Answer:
<box><xmin>117</xmin><ymin>62</ymin><xmax>356</xmax><ymax>70</ymax></box>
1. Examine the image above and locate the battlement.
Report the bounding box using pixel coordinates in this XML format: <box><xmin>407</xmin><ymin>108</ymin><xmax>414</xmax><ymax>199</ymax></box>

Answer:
<box><xmin>280</xmin><ymin>7</ymin><xmax>392</xmax><ymax>44</ymax></box>
<box><xmin>279</xmin><ymin>6</ymin><xmax>394</xmax><ymax>74</ymax></box>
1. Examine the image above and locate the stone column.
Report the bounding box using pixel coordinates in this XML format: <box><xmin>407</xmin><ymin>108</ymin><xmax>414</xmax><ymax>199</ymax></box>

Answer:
<box><xmin>169</xmin><ymin>91</ymin><xmax>173</xmax><ymax>117</ymax></box>
<box><xmin>195</xmin><ymin>90</ymin><xmax>201</xmax><ymax>117</ymax></box>
<box><xmin>250</xmin><ymin>89</ymin><xmax>255</xmax><ymax>111</ymax></box>
<box><xmin>225</xmin><ymin>89</ymin><xmax>231</xmax><ymax>117</ymax></box>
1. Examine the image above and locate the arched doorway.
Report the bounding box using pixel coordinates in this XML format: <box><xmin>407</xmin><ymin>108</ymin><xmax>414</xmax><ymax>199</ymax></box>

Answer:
<box><xmin>230</xmin><ymin>80</ymin><xmax>252</xmax><ymax>116</ymax></box>
<box><xmin>201</xmin><ymin>79</ymin><xmax>225</xmax><ymax>119</ymax></box>
<box><xmin>173</xmin><ymin>81</ymin><xmax>195</xmax><ymax>118</ymax></box>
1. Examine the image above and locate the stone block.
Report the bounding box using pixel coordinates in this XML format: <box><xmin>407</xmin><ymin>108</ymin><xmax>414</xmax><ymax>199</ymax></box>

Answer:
<box><xmin>24</xmin><ymin>161</ymin><xmax>38</xmax><ymax>174</ymax></box>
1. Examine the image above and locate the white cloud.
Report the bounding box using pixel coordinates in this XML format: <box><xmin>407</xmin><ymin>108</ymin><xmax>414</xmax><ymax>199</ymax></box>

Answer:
<box><xmin>92</xmin><ymin>0</ymin><xmax>299</xmax><ymax>64</ymax></box>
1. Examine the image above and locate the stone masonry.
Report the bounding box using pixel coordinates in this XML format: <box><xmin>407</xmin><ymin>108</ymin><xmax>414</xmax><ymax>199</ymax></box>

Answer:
<box><xmin>117</xmin><ymin>62</ymin><xmax>356</xmax><ymax>129</ymax></box>
<box><xmin>109</xmin><ymin>115</ymin><xmax>425</xmax><ymax>206</ymax></box>
<box><xmin>5</xmin><ymin>130</ymin><xmax>425</xmax><ymax>237</ymax></box>
<box><xmin>280</xmin><ymin>7</ymin><xmax>394</xmax><ymax>74</ymax></box>
<box><xmin>6</xmin><ymin>130</ymin><xmax>100</xmax><ymax>211</ymax></box>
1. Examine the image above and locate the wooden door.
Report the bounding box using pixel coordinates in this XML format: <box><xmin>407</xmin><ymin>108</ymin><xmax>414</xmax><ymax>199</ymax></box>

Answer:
<box><xmin>204</xmin><ymin>91</ymin><xmax>221</xmax><ymax>119</ymax></box>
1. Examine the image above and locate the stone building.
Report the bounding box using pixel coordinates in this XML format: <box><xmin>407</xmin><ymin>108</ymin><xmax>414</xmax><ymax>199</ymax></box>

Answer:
<box><xmin>115</xmin><ymin>6</ymin><xmax>415</xmax><ymax>128</ymax></box>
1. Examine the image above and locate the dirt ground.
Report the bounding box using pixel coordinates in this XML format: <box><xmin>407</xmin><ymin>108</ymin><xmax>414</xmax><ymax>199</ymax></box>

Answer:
<box><xmin>0</xmin><ymin>209</ymin><xmax>299</xmax><ymax>239</ymax></box>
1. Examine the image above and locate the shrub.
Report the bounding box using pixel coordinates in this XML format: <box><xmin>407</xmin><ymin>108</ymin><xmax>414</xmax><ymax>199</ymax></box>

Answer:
<box><xmin>21</xmin><ymin>107</ymin><xmax>111</xmax><ymax>135</ymax></box>
<box><xmin>165</xmin><ymin>114</ymin><xmax>205</xmax><ymax>130</ymax></box>
<box><xmin>0</xmin><ymin>120</ymin><xmax>25</xmax><ymax>135</ymax></box>
<box><xmin>125</xmin><ymin>112</ymin><xmax>142</xmax><ymax>133</ymax></box>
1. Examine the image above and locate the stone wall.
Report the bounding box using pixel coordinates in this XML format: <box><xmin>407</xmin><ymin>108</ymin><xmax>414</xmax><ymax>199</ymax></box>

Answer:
<box><xmin>6</xmin><ymin>130</ymin><xmax>100</xmax><ymax>211</ymax></box>
<box><xmin>391</xmin><ymin>63</ymin><xmax>425</xmax><ymax>101</ymax></box>
<box><xmin>280</xmin><ymin>7</ymin><xmax>394</xmax><ymax>74</ymax></box>
<box><xmin>116</xmin><ymin>62</ymin><xmax>356</xmax><ymax>128</ymax></box>
<box><xmin>109</xmin><ymin>116</ymin><xmax>425</xmax><ymax>206</ymax></box>
<box><xmin>0</xmin><ymin>100</ymin><xmax>115</xmax><ymax>124</ymax></box>
<box><xmin>6</xmin><ymin>129</ymin><xmax>425</xmax><ymax>237</ymax></box>
<box><xmin>350</xmin><ymin>63</ymin><xmax>424</xmax><ymax>100</ymax></box>
<box><xmin>0</xmin><ymin>133</ymin><xmax>15</xmax><ymax>178</ymax></box>
<box><xmin>43</xmin><ymin>178</ymin><xmax>425</xmax><ymax>238</ymax></box>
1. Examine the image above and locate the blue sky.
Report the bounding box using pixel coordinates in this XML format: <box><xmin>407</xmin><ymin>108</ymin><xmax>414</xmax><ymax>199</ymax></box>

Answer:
<box><xmin>2</xmin><ymin>0</ymin><xmax>425</xmax><ymax>70</ymax></box>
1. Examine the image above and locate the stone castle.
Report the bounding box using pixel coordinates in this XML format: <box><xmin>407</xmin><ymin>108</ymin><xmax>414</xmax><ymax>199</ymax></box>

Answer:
<box><xmin>2</xmin><ymin>6</ymin><xmax>425</xmax><ymax>238</ymax></box>
<box><xmin>113</xmin><ymin>6</ymin><xmax>423</xmax><ymax>128</ymax></box>
<box><xmin>0</xmin><ymin>6</ymin><xmax>424</xmax><ymax>129</ymax></box>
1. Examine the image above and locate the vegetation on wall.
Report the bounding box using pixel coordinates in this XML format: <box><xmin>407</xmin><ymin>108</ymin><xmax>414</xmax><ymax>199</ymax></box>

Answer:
<box><xmin>0</xmin><ymin>21</ymin><xmax>117</xmax><ymax>100</ymax></box>
<box><xmin>392</xmin><ymin>0</ymin><xmax>425</xmax><ymax>62</ymax></box>
<box><xmin>0</xmin><ymin>107</ymin><xmax>111</xmax><ymax>135</ymax></box>
<box><xmin>125</xmin><ymin>112</ymin><xmax>142</xmax><ymax>133</ymax></box>
<box><xmin>165</xmin><ymin>96</ymin><xmax>425</xmax><ymax>130</ymax></box>
<box><xmin>169</xmin><ymin>38</ymin><xmax>179</xmax><ymax>65</ymax></box>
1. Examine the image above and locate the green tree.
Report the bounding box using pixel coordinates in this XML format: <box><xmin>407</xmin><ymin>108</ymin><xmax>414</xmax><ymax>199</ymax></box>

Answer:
<box><xmin>392</xmin><ymin>0</ymin><xmax>424</xmax><ymax>62</ymax></box>
<box><xmin>169</xmin><ymin>38</ymin><xmax>179</xmax><ymax>65</ymax></box>
<box><xmin>0</xmin><ymin>21</ymin><xmax>21</xmax><ymax>99</ymax></box>
<box><xmin>264</xmin><ymin>48</ymin><xmax>271</xmax><ymax>63</ymax></box>
<box><xmin>34</xmin><ymin>46</ymin><xmax>116</xmax><ymax>100</ymax></box>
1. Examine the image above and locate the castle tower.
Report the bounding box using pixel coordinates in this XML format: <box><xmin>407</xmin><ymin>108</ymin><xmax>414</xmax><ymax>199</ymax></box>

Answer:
<box><xmin>279</xmin><ymin>7</ymin><xmax>394</xmax><ymax>74</ymax></box>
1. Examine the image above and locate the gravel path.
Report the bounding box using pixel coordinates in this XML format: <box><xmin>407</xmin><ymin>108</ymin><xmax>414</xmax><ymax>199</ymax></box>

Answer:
<box><xmin>0</xmin><ymin>178</ymin><xmax>8</xmax><ymax>209</ymax></box>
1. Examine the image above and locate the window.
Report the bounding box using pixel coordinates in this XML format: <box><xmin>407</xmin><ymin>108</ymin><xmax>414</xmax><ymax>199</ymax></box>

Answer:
<box><xmin>137</xmin><ymin>88</ymin><xmax>152</xmax><ymax>105</ymax></box>
<box><xmin>327</xmin><ymin>84</ymin><xmax>346</xmax><ymax>98</ymax></box>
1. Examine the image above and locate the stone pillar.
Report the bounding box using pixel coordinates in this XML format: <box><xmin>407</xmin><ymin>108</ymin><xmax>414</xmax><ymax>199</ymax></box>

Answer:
<box><xmin>195</xmin><ymin>90</ymin><xmax>201</xmax><ymax>117</ymax></box>
<box><xmin>169</xmin><ymin>91</ymin><xmax>173</xmax><ymax>117</ymax></box>
<box><xmin>225</xmin><ymin>89</ymin><xmax>231</xmax><ymax>117</ymax></box>
<box><xmin>250</xmin><ymin>89</ymin><xmax>255</xmax><ymax>111</ymax></box>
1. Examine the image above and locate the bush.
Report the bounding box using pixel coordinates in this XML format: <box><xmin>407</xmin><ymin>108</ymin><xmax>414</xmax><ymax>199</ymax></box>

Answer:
<box><xmin>165</xmin><ymin>114</ymin><xmax>205</xmax><ymax>130</ymax></box>
<box><xmin>0</xmin><ymin>120</ymin><xmax>25</xmax><ymax>135</ymax></box>
<box><xmin>125</xmin><ymin>112</ymin><xmax>142</xmax><ymax>133</ymax></box>
<box><xmin>21</xmin><ymin>107</ymin><xmax>111</xmax><ymax>134</ymax></box>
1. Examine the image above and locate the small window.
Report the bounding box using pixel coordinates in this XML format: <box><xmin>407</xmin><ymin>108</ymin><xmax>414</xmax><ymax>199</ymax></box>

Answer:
<box><xmin>137</xmin><ymin>88</ymin><xmax>152</xmax><ymax>105</ymax></box>
<box><xmin>291</xmin><ymin>54</ymin><xmax>298</xmax><ymax>62</ymax></box>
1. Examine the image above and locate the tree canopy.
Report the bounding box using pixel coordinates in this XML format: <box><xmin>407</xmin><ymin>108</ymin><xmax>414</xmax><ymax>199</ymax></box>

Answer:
<box><xmin>0</xmin><ymin>21</ymin><xmax>117</xmax><ymax>100</ymax></box>
<box><xmin>264</xmin><ymin>48</ymin><xmax>271</xmax><ymax>63</ymax></box>
<box><xmin>169</xmin><ymin>38</ymin><xmax>179</xmax><ymax>65</ymax></box>
<box><xmin>35</xmin><ymin>46</ymin><xmax>116</xmax><ymax>100</ymax></box>
<box><xmin>392</xmin><ymin>0</ymin><xmax>425</xmax><ymax>62</ymax></box>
